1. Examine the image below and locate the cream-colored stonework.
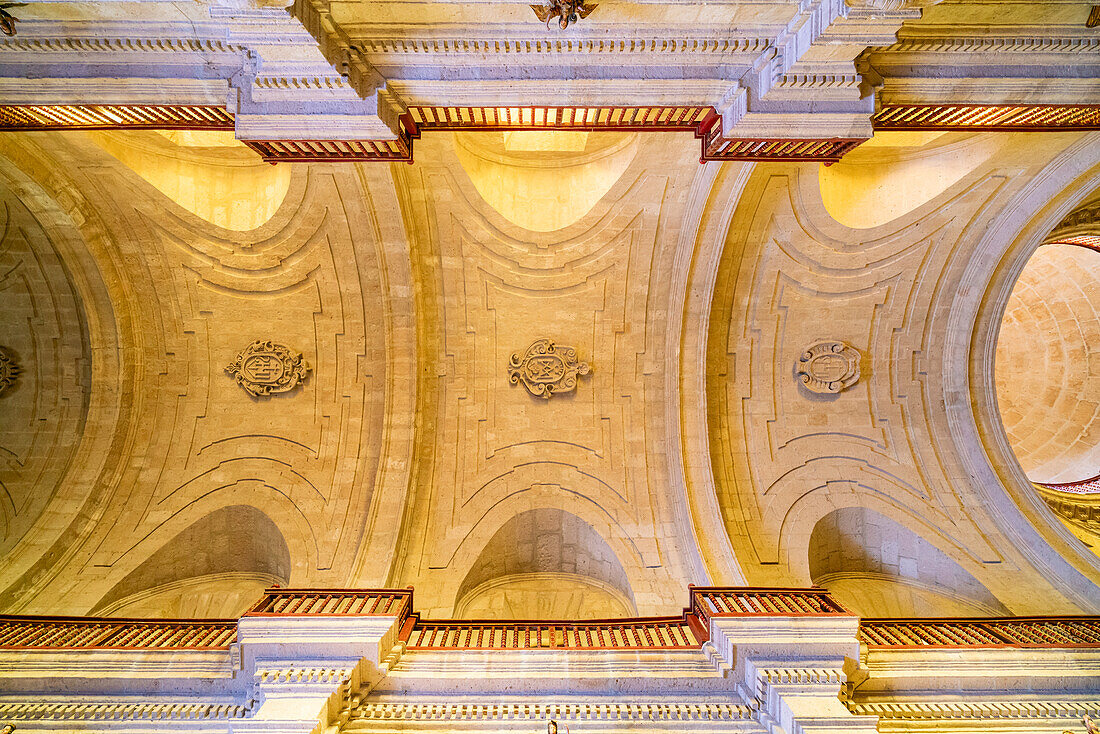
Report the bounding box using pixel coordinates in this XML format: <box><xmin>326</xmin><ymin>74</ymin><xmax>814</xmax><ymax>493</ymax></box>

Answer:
<box><xmin>705</xmin><ymin>131</ymin><xmax>1100</xmax><ymax>612</ymax></box>
<box><xmin>1</xmin><ymin>125</ymin><xmax>1099</xmax><ymax>622</ymax></box>
<box><xmin>996</xmin><ymin>244</ymin><xmax>1100</xmax><ymax>484</ymax></box>
<box><xmin>2</xmin><ymin>2</ymin><xmax>1100</xmax><ymax>732</ymax></box>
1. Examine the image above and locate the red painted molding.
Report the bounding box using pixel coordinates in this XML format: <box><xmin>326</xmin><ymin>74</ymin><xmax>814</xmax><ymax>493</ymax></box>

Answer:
<box><xmin>3</xmin><ymin>103</ymin><xmax>1100</xmax><ymax>164</ymax></box>
<box><xmin>873</xmin><ymin>104</ymin><xmax>1100</xmax><ymax>131</ymax></box>
<box><xmin>1034</xmin><ymin>474</ymin><xmax>1100</xmax><ymax>494</ymax></box>
<box><xmin>860</xmin><ymin>616</ymin><xmax>1100</xmax><ymax>648</ymax></box>
<box><xmin>0</xmin><ymin>104</ymin><xmax>233</xmax><ymax>130</ymax></box>
<box><xmin>3</xmin><ymin>587</ymin><xmax>1099</xmax><ymax>652</ymax></box>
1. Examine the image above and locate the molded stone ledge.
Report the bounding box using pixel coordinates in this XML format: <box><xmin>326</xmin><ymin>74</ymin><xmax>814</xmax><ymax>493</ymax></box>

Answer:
<box><xmin>854</xmin><ymin>646</ymin><xmax>1100</xmax><ymax>696</ymax></box>
<box><xmin>237</xmin><ymin>615</ymin><xmax>404</xmax><ymax>668</ymax></box>
<box><xmin>0</xmin><ymin>648</ymin><xmax>236</xmax><ymax>682</ymax></box>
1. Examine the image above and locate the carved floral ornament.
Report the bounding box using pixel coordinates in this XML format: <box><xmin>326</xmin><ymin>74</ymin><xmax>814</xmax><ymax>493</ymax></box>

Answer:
<box><xmin>0</xmin><ymin>346</ymin><xmax>20</xmax><ymax>396</ymax></box>
<box><xmin>509</xmin><ymin>338</ymin><xmax>590</xmax><ymax>399</ymax></box>
<box><xmin>225</xmin><ymin>340</ymin><xmax>311</xmax><ymax>398</ymax></box>
<box><xmin>530</xmin><ymin>0</ymin><xmax>596</xmax><ymax>29</ymax></box>
<box><xmin>796</xmin><ymin>341</ymin><xmax>861</xmax><ymax>394</ymax></box>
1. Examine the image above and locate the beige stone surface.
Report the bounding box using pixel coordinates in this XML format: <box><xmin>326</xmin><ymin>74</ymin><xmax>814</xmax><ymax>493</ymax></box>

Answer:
<box><xmin>1</xmin><ymin>126</ymin><xmax>1099</xmax><ymax>620</ymax></box>
<box><xmin>996</xmin><ymin>243</ymin><xmax>1100</xmax><ymax>484</ymax></box>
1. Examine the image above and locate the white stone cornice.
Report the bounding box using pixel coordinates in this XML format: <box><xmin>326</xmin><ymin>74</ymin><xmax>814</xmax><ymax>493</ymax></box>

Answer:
<box><xmin>844</xmin><ymin>699</ymin><xmax>1100</xmax><ymax>726</ymax></box>
<box><xmin>855</xmin><ymin>646</ymin><xmax>1100</xmax><ymax>698</ymax></box>
<box><xmin>0</xmin><ymin>699</ymin><xmax>251</xmax><ymax>723</ymax></box>
<box><xmin>389</xmin><ymin>79</ymin><xmax>734</xmax><ymax>108</ymax></box>
<box><xmin>384</xmin><ymin>647</ymin><xmax>724</xmax><ymax>684</ymax></box>
<box><xmin>721</xmin><ymin>111</ymin><xmax>873</xmax><ymax>139</ymax></box>
<box><xmin>871</xmin><ymin>33</ymin><xmax>1100</xmax><ymax>60</ymax></box>
<box><xmin>0</xmin><ymin>648</ymin><xmax>236</xmax><ymax>680</ymax></box>
<box><xmin>355</xmin><ymin>34</ymin><xmax>775</xmax><ymax>53</ymax></box>
<box><xmin>343</xmin><ymin>701</ymin><xmax>758</xmax><ymax>734</ymax></box>
<box><xmin>0</xmin><ymin>78</ymin><xmax>229</xmax><ymax>105</ymax></box>
<box><xmin>707</xmin><ymin>616</ymin><xmax>875</xmax><ymax>734</ymax></box>
<box><xmin>878</xmin><ymin>77</ymin><xmax>1100</xmax><ymax>106</ymax></box>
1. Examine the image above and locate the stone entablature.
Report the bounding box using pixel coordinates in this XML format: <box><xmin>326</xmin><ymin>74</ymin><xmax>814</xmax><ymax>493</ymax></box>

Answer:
<box><xmin>2</xmin><ymin>587</ymin><xmax>1098</xmax><ymax>734</ymax></box>
<box><xmin>0</xmin><ymin>0</ymin><xmax>1097</xmax><ymax>161</ymax></box>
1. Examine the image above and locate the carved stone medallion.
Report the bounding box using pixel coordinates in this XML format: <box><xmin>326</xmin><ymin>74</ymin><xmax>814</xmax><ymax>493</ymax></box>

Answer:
<box><xmin>796</xmin><ymin>341</ymin><xmax>860</xmax><ymax>394</ymax></box>
<box><xmin>508</xmin><ymin>338</ymin><xmax>590</xmax><ymax>399</ymax></box>
<box><xmin>0</xmin><ymin>346</ymin><xmax>21</xmax><ymax>396</ymax></box>
<box><xmin>225</xmin><ymin>340</ymin><xmax>311</xmax><ymax>398</ymax></box>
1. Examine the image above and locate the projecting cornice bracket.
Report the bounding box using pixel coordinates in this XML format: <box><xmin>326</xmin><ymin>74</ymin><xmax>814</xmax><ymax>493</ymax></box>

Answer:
<box><xmin>707</xmin><ymin>616</ymin><xmax>879</xmax><ymax>734</ymax></box>
<box><xmin>289</xmin><ymin>0</ymin><xmax>388</xmax><ymax>100</ymax></box>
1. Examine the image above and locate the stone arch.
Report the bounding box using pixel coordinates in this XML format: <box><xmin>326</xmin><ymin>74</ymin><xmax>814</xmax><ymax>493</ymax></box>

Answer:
<box><xmin>452</xmin><ymin>507</ymin><xmax>636</xmax><ymax>619</ymax></box>
<box><xmin>808</xmin><ymin>506</ymin><xmax>1009</xmax><ymax>617</ymax></box>
<box><xmin>957</xmin><ymin>133</ymin><xmax>1100</xmax><ymax>610</ymax></box>
<box><xmin>92</xmin><ymin>505</ymin><xmax>290</xmax><ymax>618</ymax></box>
<box><xmin>0</xmin><ymin>140</ymin><xmax>130</xmax><ymax>614</ymax></box>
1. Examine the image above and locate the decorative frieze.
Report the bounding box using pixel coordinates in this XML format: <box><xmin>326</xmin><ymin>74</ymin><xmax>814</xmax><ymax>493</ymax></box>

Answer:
<box><xmin>0</xmin><ymin>104</ymin><xmax>233</xmax><ymax>130</ymax></box>
<box><xmin>350</xmin><ymin>702</ymin><xmax>753</xmax><ymax>722</ymax></box>
<box><xmin>0</xmin><ymin>346</ymin><xmax>20</xmax><ymax>396</ymax></box>
<box><xmin>243</xmin><ymin>138</ymin><xmax>411</xmax><ymax>162</ymax></box>
<box><xmin>225</xmin><ymin>340</ymin><xmax>312</xmax><ymax>398</ymax></box>
<box><xmin>845</xmin><ymin>699</ymin><xmax>1100</xmax><ymax>720</ymax></box>
<box><xmin>796</xmin><ymin>341</ymin><xmax>861</xmax><ymax>394</ymax></box>
<box><xmin>508</xmin><ymin>338</ymin><xmax>590</xmax><ymax>400</ymax></box>
<box><xmin>873</xmin><ymin>103</ymin><xmax>1100</xmax><ymax>130</ymax></box>
<box><xmin>0</xmin><ymin>701</ymin><xmax>249</xmax><ymax>721</ymax></box>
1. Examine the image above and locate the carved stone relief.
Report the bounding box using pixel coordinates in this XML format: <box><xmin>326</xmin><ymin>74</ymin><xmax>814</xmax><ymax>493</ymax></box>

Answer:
<box><xmin>795</xmin><ymin>341</ymin><xmax>861</xmax><ymax>394</ymax></box>
<box><xmin>508</xmin><ymin>338</ymin><xmax>591</xmax><ymax>400</ymax></box>
<box><xmin>0</xmin><ymin>347</ymin><xmax>20</xmax><ymax>396</ymax></box>
<box><xmin>225</xmin><ymin>340</ymin><xmax>311</xmax><ymax>398</ymax></box>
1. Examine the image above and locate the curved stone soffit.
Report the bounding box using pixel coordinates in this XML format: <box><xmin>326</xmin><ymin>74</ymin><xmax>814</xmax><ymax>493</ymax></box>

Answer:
<box><xmin>348</xmin><ymin>163</ymin><xmax>420</xmax><ymax>588</ymax></box>
<box><xmin>704</xmin><ymin>132</ymin><xmax>1100</xmax><ymax>611</ymax></box>
<box><xmin>958</xmin><ymin>132</ymin><xmax>1100</xmax><ymax>612</ymax></box>
<box><xmin>672</xmin><ymin>161</ymin><xmax>755</xmax><ymax>585</ymax></box>
<box><xmin>453</xmin><ymin>507</ymin><xmax>637</xmax><ymax>617</ymax></box>
<box><xmin>994</xmin><ymin>244</ymin><xmax>1100</xmax><ymax>483</ymax></box>
<box><xmin>91</xmin><ymin>505</ymin><xmax>291</xmax><ymax>617</ymax></box>
<box><xmin>0</xmin><ymin>132</ymin><xmax>395</xmax><ymax>612</ymax></box>
<box><xmin>385</xmin><ymin>134</ymin><xmax>718</xmax><ymax>614</ymax></box>
<box><xmin>0</xmin><ymin>143</ymin><xmax>125</xmax><ymax>614</ymax></box>
<box><xmin>808</xmin><ymin>506</ymin><xmax>1010</xmax><ymax>617</ymax></box>
<box><xmin>0</xmin><ymin>180</ymin><xmax>91</xmax><ymax>562</ymax></box>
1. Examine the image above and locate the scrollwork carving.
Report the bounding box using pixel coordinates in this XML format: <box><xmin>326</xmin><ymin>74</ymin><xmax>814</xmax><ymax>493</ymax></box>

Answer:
<box><xmin>0</xmin><ymin>347</ymin><xmax>21</xmax><ymax>396</ymax></box>
<box><xmin>796</xmin><ymin>341</ymin><xmax>861</xmax><ymax>394</ymax></box>
<box><xmin>508</xmin><ymin>338</ymin><xmax>590</xmax><ymax>399</ymax></box>
<box><xmin>225</xmin><ymin>340</ymin><xmax>311</xmax><ymax>398</ymax></box>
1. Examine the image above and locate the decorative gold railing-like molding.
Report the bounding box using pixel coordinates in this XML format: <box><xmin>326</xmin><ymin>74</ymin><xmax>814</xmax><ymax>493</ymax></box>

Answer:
<box><xmin>242</xmin><ymin>588</ymin><xmax>414</xmax><ymax>618</ymax></box>
<box><xmin>1035</xmin><ymin>474</ymin><xmax>1100</xmax><ymax>495</ymax></box>
<box><xmin>0</xmin><ymin>616</ymin><xmax>237</xmax><ymax>650</ymax></box>
<box><xmin>3</xmin><ymin>102</ymin><xmax>1100</xmax><ymax>163</ymax></box>
<box><xmin>859</xmin><ymin>617</ymin><xmax>1100</xmax><ymax>648</ymax></box>
<box><xmin>406</xmin><ymin>617</ymin><xmax>699</xmax><ymax>650</ymax></box>
<box><xmin>3</xmin><ymin>588</ymin><xmax>1099</xmax><ymax>652</ymax></box>
<box><xmin>873</xmin><ymin>103</ymin><xmax>1100</xmax><ymax>130</ymax></box>
<box><xmin>690</xmin><ymin>586</ymin><xmax>850</xmax><ymax>618</ymax></box>
<box><xmin>0</xmin><ymin>104</ymin><xmax>234</xmax><ymax>130</ymax></box>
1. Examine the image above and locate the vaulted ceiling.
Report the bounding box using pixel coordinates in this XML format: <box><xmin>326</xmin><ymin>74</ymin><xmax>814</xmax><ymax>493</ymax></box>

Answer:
<box><xmin>0</xmin><ymin>0</ymin><xmax>1099</xmax><ymax>619</ymax></box>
